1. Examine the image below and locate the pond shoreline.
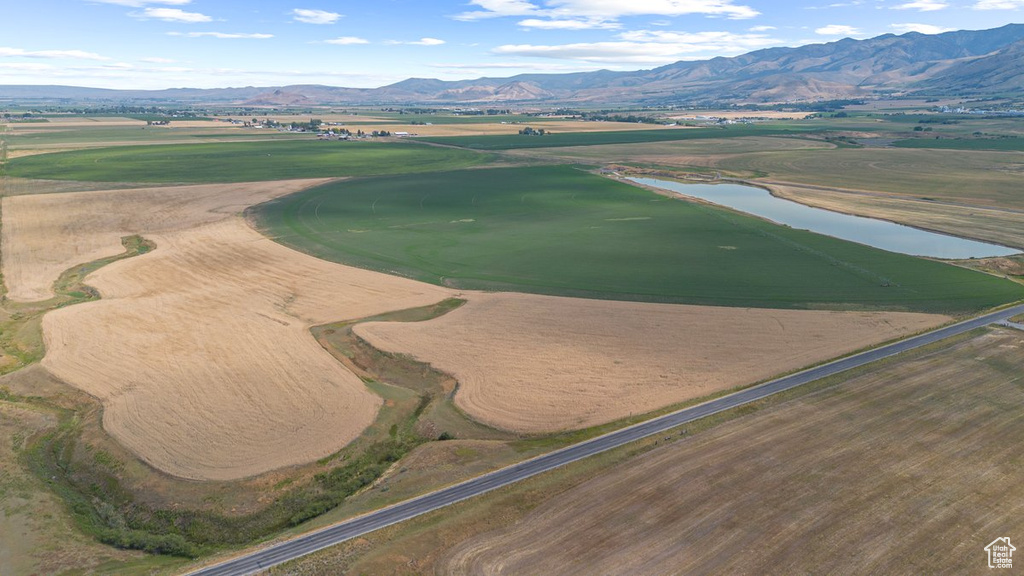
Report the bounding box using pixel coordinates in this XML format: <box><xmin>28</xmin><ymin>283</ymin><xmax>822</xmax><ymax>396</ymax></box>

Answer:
<box><xmin>623</xmin><ymin>174</ymin><xmax>1019</xmax><ymax>260</ymax></box>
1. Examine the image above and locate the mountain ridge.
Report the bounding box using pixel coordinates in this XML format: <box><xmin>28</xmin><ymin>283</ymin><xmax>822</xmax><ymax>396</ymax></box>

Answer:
<box><xmin>2</xmin><ymin>24</ymin><xmax>1021</xmax><ymax>106</ymax></box>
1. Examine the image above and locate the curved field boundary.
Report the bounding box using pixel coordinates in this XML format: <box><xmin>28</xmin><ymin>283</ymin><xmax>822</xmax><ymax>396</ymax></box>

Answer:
<box><xmin>252</xmin><ymin>165</ymin><xmax>1024</xmax><ymax>314</ymax></box>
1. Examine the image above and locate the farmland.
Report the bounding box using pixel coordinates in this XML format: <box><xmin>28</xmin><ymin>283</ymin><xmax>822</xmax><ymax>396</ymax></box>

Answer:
<box><xmin>2</xmin><ymin>107</ymin><xmax>1023</xmax><ymax>574</ymax></box>
<box><xmin>442</xmin><ymin>328</ymin><xmax>1024</xmax><ymax>575</ymax></box>
<box><xmin>5</xmin><ymin>140</ymin><xmax>490</xmax><ymax>183</ymax></box>
<box><xmin>892</xmin><ymin>137</ymin><xmax>1024</xmax><ymax>151</ymax></box>
<box><xmin>355</xmin><ymin>292</ymin><xmax>946</xmax><ymax>433</ymax></box>
<box><xmin>4</xmin><ymin>181</ymin><xmax>451</xmax><ymax>480</ymax></box>
<box><xmin>415</xmin><ymin>124</ymin><xmax>820</xmax><ymax>150</ymax></box>
<box><xmin>510</xmin><ymin>137</ymin><xmax>1024</xmax><ymax>248</ymax></box>
<box><xmin>716</xmin><ymin>147</ymin><xmax>1024</xmax><ymax>211</ymax></box>
<box><xmin>270</xmin><ymin>327</ymin><xmax>1024</xmax><ymax>575</ymax></box>
<box><xmin>254</xmin><ymin>165</ymin><xmax>1024</xmax><ymax>314</ymax></box>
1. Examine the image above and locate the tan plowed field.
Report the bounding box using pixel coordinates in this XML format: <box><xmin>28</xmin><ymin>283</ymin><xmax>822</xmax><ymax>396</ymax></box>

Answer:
<box><xmin>2</xmin><ymin>181</ymin><xmax>452</xmax><ymax>480</ymax></box>
<box><xmin>355</xmin><ymin>292</ymin><xmax>948</xmax><ymax>433</ymax></box>
<box><xmin>442</xmin><ymin>329</ymin><xmax>1024</xmax><ymax>575</ymax></box>
<box><xmin>41</xmin><ymin>218</ymin><xmax>451</xmax><ymax>480</ymax></box>
<box><xmin>1</xmin><ymin>179</ymin><xmax>333</xmax><ymax>301</ymax></box>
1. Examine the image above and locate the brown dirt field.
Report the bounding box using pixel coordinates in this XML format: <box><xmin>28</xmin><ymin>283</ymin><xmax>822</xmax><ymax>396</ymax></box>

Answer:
<box><xmin>669</xmin><ymin>111</ymin><xmax>812</xmax><ymax>120</ymax></box>
<box><xmin>39</xmin><ymin>216</ymin><xmax>451</xmax><ymax>480</ymax></box>
<box><xmin>355</xmin><ymin>292</ymin><xmax>948</xmax><ymax>434</ymax></box>
<box><xmin>768</xmin><ymin>182</ymin><xmax>1024</xmax><ymax>251</ymax></box>
<box><xmin>443</xmin><ymin>328</ymin><xmax>1024</xmax><ymax>575</ymax></box>
<box><xmin>507</xmin><ymin>136</ymin><xmax>835</xmax><ymax>167</ymax></box>
<box><xmin>0</xmin><ymin>402</ymin><xmax>145</xmax><ymax>575</ymax></box>
<box><xmin>158</xmin><ymin>121</ymin><xmax>224</xmax><ymax>128</ymax></box>
<box><xmin>1</xmin><ymin>180</ymin><xmax>332</xmax><ymax>301</ymax></box>
<box><xmin>373</xmin><ymin>121</ymin><xmax>683</xmax><ymax>137</ymax></box>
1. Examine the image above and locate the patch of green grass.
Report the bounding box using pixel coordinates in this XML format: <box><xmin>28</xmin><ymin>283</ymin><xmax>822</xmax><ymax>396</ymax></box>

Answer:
<box><xmin>891</xmin><ymin>137</ymin><xmax>1024</xmax><ymax>151</ymax></box>
<box><xmin>416</xmin><ymin>124</ymin><xmax>823</xmax><ymax>150</ymax></box>
<box><xmin>0</xmin><ymin>235</ymin><xmax>155</xmax><ymax>372</ymax></box>
<box><xmin>715</xmin><ymin>147</ymin><xmax>1024</xmax><ymax>211</ymax></box>
<box><xmin>6</xmin><ymin>140</ymin><xmax>491</xmax><ymax>183</ymax></box>
<box><xmin>253</xmin><ymin>165</ymin><xmax>1024</xmax><ymax>314</ymax></box>
<box><xmin>3</xmin><ymin>125</ymin><xmax>306</xmax><ymax>148</ymax></box>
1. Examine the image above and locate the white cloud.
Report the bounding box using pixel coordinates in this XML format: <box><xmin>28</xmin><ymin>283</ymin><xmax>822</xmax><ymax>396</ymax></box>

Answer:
<box><xmin>890</xmin><ymin>22</ymin><xmax>954</xmax><ymax>33</ymax></box>
<box><xmin>132</xmin><ymin>7</ymin><xmax>212</xmax><ymax>22</ymax></box>
<box><xmin>455</xmin><ymin>0</ymin><xmax>759</xmax><ymax>23</ymax></box>
<box><xmin>815</xmin><ymin>24</ymin><xmax>859</xmax><ymax>35</ymax></box>
<box><xmin>454</xmin><ymin>0</ymin><xmax>538</xmax><ymax>20</ymax></box>
<box><xmin>90</xmin><ymin>0</ymin><xmax>191</xmax><ymax>6</ymax></box>
<box><xmin>492</xmin><ymin>30</ymin><xmax>781</xmax><ymax>64</ymax></box>
<box><xmin>292</xmin><ymin>8</ymin><xmax>342</xmax><ymax>24</ymax></box>
<box><xmin>891</xmin><ymin>0</ymin><xmax>948</xmax><ymax>10</ymax></box>
<box><xmin>749</xmin><ymin>25</ymin><xmax>776</xmax><ymax>31</ymax></box>
<box><xmin>0</xmin><ymin>62</ymin><xmax>56</xmax><ymax>71</ymax></box>
<box><xmin>140</xmin><ymin>56</ymin><xmax>177</xmax><ymax>63</ymax></box>
<box><xmin>167</xmin><ymin>32</ymin><xmax>273</xmax><ymax>39</ymax></box>
<box><xmin>620</xmin><ymin>29</ymin><xmax>780</xmax><ymax>48</ymax></box>
<box><xmin>549</xmin><ymin>0</ymin><xmax>758</xmax><ymax>19</ymax></box>
<box><xmin>431</xmin><ymin>61</ymin><xmax>606</xmax><ymax>70</ymax></box>
<box><xmin>0</xmin><ymin>47</ymin><xmax>111</xmax><ymax>60</ymax></box>
<box><xmin>973</xmin><ymin>0</ymin><xmax>1024</xmax><ymax>7</ymax></box>
<box><xmin>518</xmin><ymin>18</ymin><xmax>620</xmax><ymax>29</ymax></box>
<box><xmin>804</xmin><ymin>1</ymin><xmax>863</xmax><ymax>8</ymax></box>
<box><xmin>386</xmin><ymin>37</ymin><xmax>446</xmax><ymax>45</ymax></box>
<box><xmin>324</xmin><ymin>36</ymin><xmax>370</xmax><ymax>45</ymax></box>
<box><xmin>493</xmin><ymin>42</ymin><xmax>691</xmax><ymax>63</ymax></box>
<box><xmin>0</xmin><ymin>61</ymin><xmax>402</xmax><ymax>90</ymax></box>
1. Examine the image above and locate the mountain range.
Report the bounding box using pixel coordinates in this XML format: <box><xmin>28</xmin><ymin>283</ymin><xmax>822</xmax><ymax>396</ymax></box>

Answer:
<box><xmin>2</xmin><ymin>24</ymin><xmax>1022</xmax><ymax>107</ymax></box>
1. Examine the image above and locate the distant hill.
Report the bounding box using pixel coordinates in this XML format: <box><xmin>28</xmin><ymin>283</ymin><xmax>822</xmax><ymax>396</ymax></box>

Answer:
<box><xmin>2</xmin><ymin>24</ymin><xmax>1022</xmax><ymax>106</ymax></box>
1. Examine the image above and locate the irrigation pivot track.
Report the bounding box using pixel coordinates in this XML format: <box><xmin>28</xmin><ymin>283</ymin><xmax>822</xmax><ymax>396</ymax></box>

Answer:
<box><xmin>186</xmin><ymin>302</ymin><xmax>1024</xmax><ymax>576</ymax></box>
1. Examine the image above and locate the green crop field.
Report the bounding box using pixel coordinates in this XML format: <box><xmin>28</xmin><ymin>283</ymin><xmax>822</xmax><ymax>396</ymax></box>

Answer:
<box><xmin>415</xmin><ymin>125</ymin><xmax>821</xmax><ymax>150</ymax></box>
<box><xmin>2</xmin><ymin>125</ymin><xmax>308</xmax><ymax>147</ymax></box>
<box><xmin>5</xmin><ymin>140</ymin><xmax>490</xmax><ymax>183</ymax></box>
<box><xmin>253</xmin><ymin>165</ymin><xmax>1023</xmax><ymax>313</ymax></box>
<box><xmin>892</xmin><ymin>137</ymin><xmax>1024</xmax><ymax>151</ymax></box>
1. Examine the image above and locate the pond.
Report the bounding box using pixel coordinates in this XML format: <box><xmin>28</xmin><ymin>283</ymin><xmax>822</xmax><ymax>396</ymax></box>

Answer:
<box><xmin>628</xmin><ymin>177</ymin><xmax>1019</xmax><ymax>259</ymax></box>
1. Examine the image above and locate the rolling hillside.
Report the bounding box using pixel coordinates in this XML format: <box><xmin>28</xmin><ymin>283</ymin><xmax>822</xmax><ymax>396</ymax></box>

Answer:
<box><xmin>2</xmin><ymin>24</ymin><xmax>1022</xmax><ymax>105</ymax></box>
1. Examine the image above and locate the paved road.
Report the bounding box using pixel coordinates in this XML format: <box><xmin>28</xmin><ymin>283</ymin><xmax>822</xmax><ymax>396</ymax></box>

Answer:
<box><xmin>187</xmin><ymin>303</ymin><xmax>1024</xmax><ymax>576</ymax></box>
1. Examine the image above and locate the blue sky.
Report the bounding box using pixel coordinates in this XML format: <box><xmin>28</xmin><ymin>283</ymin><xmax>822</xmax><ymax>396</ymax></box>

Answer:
<box><xmin>0</xmin><ymin>0</ymin><xmax>1021</xmax><ymax>89</ymax></box>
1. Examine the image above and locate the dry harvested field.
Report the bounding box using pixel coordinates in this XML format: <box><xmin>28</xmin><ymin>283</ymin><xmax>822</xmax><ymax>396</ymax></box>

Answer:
<box><xmin>4</xmin><ymin>181</ymin><xmax>452</xmax><ymax>479</ymax></box>
<box><xmin>767</xmin><ymin>182</ymin><xmax>1024</xmax><ymax>251</ymax></box>
<box><xmin>2</xmin><ymin>180</ymin><xmax>333</xmax><ymax>301</ymax></box>
<box><xmin>371</xmin><ymin>120</ymin><xmax>682</xmax><ymax>137</ymax></box>
<box><xmin>508</xmin><ymin>135</ymin><xmax>834</xmax><ymax>165</ymax></box>
<box><xmin>669</xmin><ymin>111</ymin><xmax>812</xmax><ymax>120</ymax></box>
<box><xmin>718</xmin><ymin>147</ymin><xmax>1024</xmax><ymax>211</ymax></box>
<box><xmin>443</xmin><ymin>328</ymin><xmax>1024</xmax><ymax>575</ymax></box>
<box><xmin>355</xmin><ymin>292</ymin><xmax>948</xmax><ymax>433</ymax></box>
